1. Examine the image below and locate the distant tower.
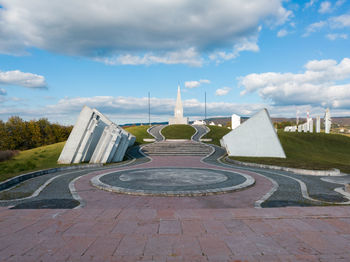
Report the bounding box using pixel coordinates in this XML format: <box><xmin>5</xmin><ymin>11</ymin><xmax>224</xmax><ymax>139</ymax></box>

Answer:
<box><xmin>169</xmin><ymin>85</ymin><xmax>189</xmax><ymax>125</ymax></box>
<box><xmin>324</xmin><ymin>108</ymin><xmax>331</xmax><ymax>134</ymax></box>
<box><xmin>316</xmin><ymin>116</ymin><xmax>321</xmax><ymax>133</ymax></box>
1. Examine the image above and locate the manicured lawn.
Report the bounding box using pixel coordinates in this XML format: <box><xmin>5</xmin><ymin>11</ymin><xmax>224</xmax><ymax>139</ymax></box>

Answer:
<box><xmin>161</xmin><ymin>124</ymin><xmax>196</xmax><ymax>139</ymax></box>
<box><xmin>229</xmin><ymin>132</ymin><xmax>350</xmax><ymax>174</ymax></box>
<box><xmin>0</xmin><ymin>142</ymin><xmax>66</xmax><ymax>182</ymax></box>
<box><xmin>202</xmin><ymin>125</ymin><xmax>231</xmax><ymax>146</ymax></box>
<box><xmin>123</xmin><ymin>125</ymin><xmax>153</xmax><ymax>145</ymax></box>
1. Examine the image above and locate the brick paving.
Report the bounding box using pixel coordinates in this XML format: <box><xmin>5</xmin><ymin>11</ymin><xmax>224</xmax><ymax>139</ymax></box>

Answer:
<box><xmin>1</xmin><ymin>147</ymin><xmax>350</xmax><ymax>261</ymax></box>
<box><xmin>1</xmin><ymin>206</ymin><xmax>350</xmax><ymax>261</ymax></box>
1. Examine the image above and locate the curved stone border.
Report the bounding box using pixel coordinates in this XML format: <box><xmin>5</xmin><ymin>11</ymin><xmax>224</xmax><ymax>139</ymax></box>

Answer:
<box><xmin>0</xmin><ymin>163</ymin><xmax>104</xmax><ymax>192</ymax></box>
<box><xmin>224</xmin><ymin>157</ymin><xmax>342</xmax><ymax>176</ymax></box>
<box><xmin>91</xmin><ymin>167</ymin><xmax>255</xmax><ymax>197</ymax></box>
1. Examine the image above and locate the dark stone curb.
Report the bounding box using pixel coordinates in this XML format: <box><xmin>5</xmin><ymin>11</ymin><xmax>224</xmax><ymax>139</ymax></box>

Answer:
<box><xmin>224</xmin><ymin>157</ymin><xmax>342</xmax><ymax>176</ymax></box>
<box><xmin>0</xmin><ymin>163</ymin><xmax>104</xmax><ymax>191</ymax></box>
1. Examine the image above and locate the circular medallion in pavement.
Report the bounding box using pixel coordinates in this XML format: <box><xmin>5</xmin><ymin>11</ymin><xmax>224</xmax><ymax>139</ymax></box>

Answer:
<box><xmin>91</xmin><ymin>168</ymin><xmax>255</xmax><ymax>196</ymax></box>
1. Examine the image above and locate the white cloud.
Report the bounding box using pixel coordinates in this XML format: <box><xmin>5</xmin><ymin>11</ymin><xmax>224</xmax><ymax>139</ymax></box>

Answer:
<box><xmin>184</xmin><ymin>79</ymin><xmax>211</xmax><ymax>89</ymax></box>
<box><xmin>0</xmin><ymin>88</ymin><xmax>6</xmax><ymax>95</ymax></box>
<box><xmin>319</xmin><ymin>1</ymin><xmax>332</xmax><ymax>14</ymax></box>
<box><xmin>0</xmin><ymin>70</ymin><xmax>47</xmax><ymax>88</ymax></box>
<box><xmin>304</xmin><ymin>0</ymin><xmax>317</xmax><ymax>9</ymax></box>
<box><xmin>303</xmin><ymin>21</ymin><xmax>327</xmax><ymax>36</ymax></box>
<box><xmin>215</xmin><ymin>87</ymin><xmax>231</xmax><ymax>96</ymax></box>
<box><xmin>330</xmin><ymin>14</ymin><xmax>350</xmax><ymax>28</ymax></box>
<box><xmin>277</xmin><ymin>29</ymin><xmax>288</xmax><ymax>37</ymax></box>
<box><xmin>0</xmin><ymin>0</ymin><xmax>291</xmax><ymax>65</ymax></box>
<box><xmin>239</xmin><ymin>57</ymin><xmax>350</xmax><ymax>109</ymax></box>
<box><xmin>326</xmin><ymin>33</ymin><xmax>348</xmax><ymax>40</ymax></box>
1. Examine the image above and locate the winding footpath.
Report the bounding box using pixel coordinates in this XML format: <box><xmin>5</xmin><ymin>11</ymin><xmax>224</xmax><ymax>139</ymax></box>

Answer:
<box><xmin>0</xmin><ymin>124</ymin><xmax>350</xmax><ymax>261</ymax></box>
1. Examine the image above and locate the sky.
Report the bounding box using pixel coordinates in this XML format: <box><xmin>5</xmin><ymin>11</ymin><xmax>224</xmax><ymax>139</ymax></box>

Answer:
<box><xmin>0</xmin><ymin>0</ymin><xmax>350</xmax><ymax>125</ymax></box>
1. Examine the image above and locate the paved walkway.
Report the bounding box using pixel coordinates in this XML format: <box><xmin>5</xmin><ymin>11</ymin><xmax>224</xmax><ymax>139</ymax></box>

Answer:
<box><xmin>1</xmin><ymin>125</ymin><xmax>350</xmax><ymax>261</ymax></box>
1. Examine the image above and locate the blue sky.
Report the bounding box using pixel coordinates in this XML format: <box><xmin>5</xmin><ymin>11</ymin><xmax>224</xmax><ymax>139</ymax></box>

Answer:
<box><xmin>0</xmin><ymin>0</ymin><xmax>350</xmax><ymax>125</ymax></box>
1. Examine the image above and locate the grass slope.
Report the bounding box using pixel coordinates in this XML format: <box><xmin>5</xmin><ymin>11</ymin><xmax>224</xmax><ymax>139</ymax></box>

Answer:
<box><xmin>0</xmin><ymin>142</ymin><xmax>65</xmax><ymax>182</ymax></box>
<box><xmin>202</xmin><ymin>125</ymin><xmax>231</xmax><ymax>146</ymax></box>
<box><xmin>123</xmin><ymin>125</ymin><xmax>153</xmax><ymax>145</ymax></box>
<box><xmin>230</xmin><ymin>132</ymin><xmax>350</xmax><ymax>174</ymax></box>
<box><xmin>161</xmin><ymin>124</ymin><xmax>196</xmax><ymax>139</ymax></box>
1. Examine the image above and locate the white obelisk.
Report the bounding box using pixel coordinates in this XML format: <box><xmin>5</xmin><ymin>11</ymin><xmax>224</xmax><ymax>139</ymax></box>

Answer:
<box><xmin>169</xmin><ymin>85</ymin><xmax>188</xmax><ymax>125</ymax></box>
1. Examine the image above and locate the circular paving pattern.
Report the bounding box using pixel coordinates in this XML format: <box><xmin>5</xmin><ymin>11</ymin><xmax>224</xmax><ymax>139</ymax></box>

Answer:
<box><xmin>91</xmin><ymin>168</ymin><xmax>255</xmax><ymax>196</ymax></box>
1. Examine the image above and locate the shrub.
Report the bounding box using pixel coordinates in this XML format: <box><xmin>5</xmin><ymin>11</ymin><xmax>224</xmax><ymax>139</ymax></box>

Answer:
<box><xmin>0</xmin><ymin>150</ymin><xmax>19</xmax><ymax>162</ymax></box>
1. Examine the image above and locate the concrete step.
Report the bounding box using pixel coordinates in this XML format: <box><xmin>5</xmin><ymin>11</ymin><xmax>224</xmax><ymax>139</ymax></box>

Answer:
<box><xmin>141</xmin><ymin>141</ymin><xmax>212</xmax><ymax>156</ymax></box>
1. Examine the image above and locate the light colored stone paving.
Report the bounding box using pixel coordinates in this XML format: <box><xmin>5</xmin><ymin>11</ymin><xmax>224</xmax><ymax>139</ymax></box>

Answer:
<box><xmin>0</xmin><ymin>206</ymin><xmax>350</xmax><ymax>261</ymax></box>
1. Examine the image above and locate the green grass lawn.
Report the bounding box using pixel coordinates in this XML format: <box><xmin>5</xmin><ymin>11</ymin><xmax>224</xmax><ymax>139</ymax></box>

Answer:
<box><xmin>0</xmin><ymin>142</ymin><xmax>66</xmax><ymax>182</ymax></box>
<box><xmin>161</xmin><ymin>124</ymin><xmax>196</xmax><ymax>139</ymax></box>
<box><xmin>202</xmin><ymin>125</ymin><xmax>231</xmax><ymax>146</ymax></box>
<box><xmin>228</xmin><ymin>132</ymin><xmax>350</xmax><ymax>174</ymax></box>
<box><xmin>123</xmin><ymin>125</ymin><xmax>153</xmax><ymax>145</ymax></box>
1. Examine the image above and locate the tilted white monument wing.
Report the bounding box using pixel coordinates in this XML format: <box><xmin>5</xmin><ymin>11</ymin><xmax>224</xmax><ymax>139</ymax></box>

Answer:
<box><xmin>57</xmin><ymin>106</ymin><xmax>135</xmax><ymax>164</ymax></box>
<box><xmin>220</xmin><ymin>109</ymin><xmax>286</xmax><ymax>158</ymax></box>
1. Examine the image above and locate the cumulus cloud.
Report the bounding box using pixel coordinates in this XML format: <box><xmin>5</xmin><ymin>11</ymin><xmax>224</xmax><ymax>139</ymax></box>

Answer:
<box><xmin>0</xmin><ymin>88</ymin><xmax>6</xmax><ymax>95</ymax></box>
<box><xmin>277</xmin><ymin>29</ymin><xmax>288</xmax><ymax>37</ymax></box>
<box><xmin>215</xmin><ymin>87</ymin><xmax>231</xmax><ymax>96</ymax></box>
<box><xmin>239</xmin><ymin>57</ymin><xmax>350</xmax><ymax>109</ymax></box>
<box><xmin>318</xmin><ymin>1</ymin><xmax>332</xmax><ymax>14</ymax></box>
<box><xmin>326</xmin><ymin>33</ymin><xmax>348</xmax><ymax>40</ymax></box>
<box><xmin>0</xmin><ymin>70</ymin><xmax>47</xmax><ymax>88</ymax></box>
<box><xmin>304</xmin><ymin>14</ymin><xmax>350</xmax><ymax>37</ymax></box>
<box><xmin>184</xmin><ymin>79</ymin><xmax>210</xmax><ymax>89</ymax></box>
<box><xmin>0</xmin><ymin>0</ymin><xmax>291</xmax><ymax>66</ymax></box>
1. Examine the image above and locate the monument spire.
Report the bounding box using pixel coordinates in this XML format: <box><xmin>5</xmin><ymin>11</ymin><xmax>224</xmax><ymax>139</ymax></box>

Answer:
<box><xmin>169</xmin><ymin>84</ymin><xmax>188</xmax><ymax>125</ymax></box>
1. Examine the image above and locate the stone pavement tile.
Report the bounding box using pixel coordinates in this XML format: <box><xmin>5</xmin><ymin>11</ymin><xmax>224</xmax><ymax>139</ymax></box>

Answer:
<box><xmin>88</xmin><ymin>221</ymin><xmax>118</xmax><ymax>236</ymax></box>
<box><xmin>198</xmin><ymin>235</ymin><xmax>233</xmax><ymax>262</ymax></box>
<box><xmin>318</xmin><ymin>254</ymin><xmax>350</xmax><ymax>261</ymax></box>
<box><xmin>172</xmin><ymin>236</ymin><xmax>204</xmax><ymax>261</ymax></box>
<box><xmin>295</xmin><ymin>230</ymin><xmax>350</xmax><ymax>254</ymax></box>
<box><xmin>305</xmin><ymin>218</ymin><xmax>342</xmax><ymax>234</ymax></box>
<box><xmin>95</xmin><ymin>208</ymin><xmax>122</xmax><ymax>222</ymax></box>
<box><xmin>137</xmin><ymin>209</ymin><xmax>158</xmax><ymax>221</ymax></box>
<box><xmin>13</xmin><ymin>218</ymin><xmax>57</xmax><ymax>236</ymax></box>
<box><xmin>202</xmin><ymin>219</ymin><xmax>230</xmax><ymax>235</ymax></box>
<box><xmin>39</xmin><ymin>219</ymin><xmax>75</xmax><ymax>236</ymax></box>
<box><xmin>263</xmin><ymin>218</ymin><xmax>298</xmax><ymax>234</ymax></box>
<box><xmin>159</xmin><ymin>220</ymin><xmax>181</xmax><ymax>235</ymax></box>
<box><xmin>181</xmin><ymin>220</ymin><xmax>205</xmax><ymax>236</ymax></box>
<box><xmin>157</xmin><ymin>209</ymin><xmax>176</xmax><ymax>219</ymax></box>
<box><xmin>267</xmin><ymin>232</ymin><xmax>319</xmax><ymax>256</ymax></box>
<box><xmin>175</xmin><ymin>209</ymin><xmax>201</xmax><ymax>220</ymax></box>
<box><xmin>276</xmin><ymin>254</ymin><xmax>320</xmax><ymax>262</ymax></box>
<box><xmin>211</xmin><ymin>209</ymin><xmax>234</xmax><ymax>220</ymax></box>
<box><xmin>192</xmin><ymin>209</ymin><xmax>216</xmax><ymax>219</ymax></box>
<box><xmin>118</xmin><ymin>208</ymin><xmax>140</xmax><ymax>220</ymax></box>
<box><xmin>325</xmin><ymin>218</ymin><xmax>350</xmax><ymax>234</ymax></box>
<box><xmin>244</xmin><ymin>235</ymin><xmax>289</xmax><ymax>256</ymax></box>
<box><xmin>62</xmin><ymin>221</ymin><xmax>97</xmax><ymax>236</ymax></box>
<box><xmin>144</xmin><ymin>235</ymin><xmax>176</xmax><ymax>258</ymax></box>
<box><xmin>224</xmin><ymin>232</ymin><xmax>261</xmax><ymax>256</ymax></box>
<box><xmin>252</xmin><ymin>254</ymin><xmax>283</xmax><ymax>261</ymax></box>
<box><xmin>0</xmin><ymin>235</ymin><xmax>43</xmax><ymax>260</ymax></box>
<box><xmin>111</xmin><ymin>220</ymin><xmax>138</xmax><ymax>235</ymax></box>
<box><xmin>134</xmin><ymin>220</ymin><xmax>159</xmax><ymax>235</ymax></box>
<box><xmin>228</xmin><ymin>255</ymin><xmax>257</xmax><ymax>262</ymax></box>
<box><xmin>75</xmin><ymin>208</ymin><xmax>101</xmax><ymax>221</ymax></box>
<box><xmin>113</xmin><ymin>235</ymin><xmax>147</xmax><ymax>257</ymax></box>
<box><xmin>56</xmin><ymin>209</ymin><xmax>83</xmax><ymax>221</ymax></box>
<box><xmin>283</xmin><ymin>218</ymin><xmax>316</xmax><ymax>232</ymax></box>
<box><xmin>81</xmin><ymin>235</ymin><xmax>123</xmax><ymax>261</ymax></box>
<box><xmin>222</xmin><ymin>219</ymin><xmax>256</xmax><ymax>236</ymax></box>
<box><xmin>230</xmin><ymin>208</ymin><xmax>261</xmax><ymax>219</ymax></box>
<box><xmin>54</xmin><ymin>235</ymin><xmax>97</xmax><ymax>260</ymax></box>
<box><xmin>242</xmin><ymin>219</ymin><xmax>275</xmax><ymax>235</ymax></box>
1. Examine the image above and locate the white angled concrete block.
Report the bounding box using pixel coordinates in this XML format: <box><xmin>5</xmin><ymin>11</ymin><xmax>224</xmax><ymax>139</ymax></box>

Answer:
<box><xmin>316</xmin><ymin>116</ymin><xmax>321</xmax><ymax>133</ymax></box>
<box><xmin>220</xmin><ymin>108</ymin><xmax>286</xmax><ymax>158</ymax></box>
<box><xmin>231</xmin><ymin>114</ymin><xmax>240</xmax><ymax>130</ymax></box>
<box><xmin>58</xmin><ymin>106</ymin><xmax>135</xmax><ymax>164</ymax></box>
<box><xmin>324</xmin><ymin>108</ymin><xmax>331</xmax><ymax>134</ymax></box>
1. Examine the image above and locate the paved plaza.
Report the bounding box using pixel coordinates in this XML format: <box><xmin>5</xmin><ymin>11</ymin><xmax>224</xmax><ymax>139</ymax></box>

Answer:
<box><xmin>0</xmin><ymin>125</ymin><xmax>350</xmax><ymax>261</ymax></box>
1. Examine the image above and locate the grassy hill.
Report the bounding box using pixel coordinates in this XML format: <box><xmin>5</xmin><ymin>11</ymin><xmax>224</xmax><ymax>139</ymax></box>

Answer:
<box><xmin>161</xmin><ymin>124</ymin><xmax>196</xmax><ymax>139</ymax></box>
<box><xmin>231</xmin><ymin>132</ymin><xmax>350</xmax><ymax>173</ymax></box>
<box><xmin>123</xmin><ymin>125</ymin><xmax>153</xmax><ymax>145</ymax></box>
<box><xmin>0</xmin><ymin>142</ymin><xmax>65</xmax><ymax>182</ymax></box>
<box><xmin>202</xmin><ymin>125</ymin><xmax>231</xmax><ymax>146</ymax></box>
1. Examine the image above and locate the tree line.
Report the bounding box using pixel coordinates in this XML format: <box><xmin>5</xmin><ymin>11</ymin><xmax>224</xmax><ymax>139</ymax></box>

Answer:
<box><xmin>0</xmin><ymin>117</ymin><xmax>72</xmax><ymax>151</ymax></box>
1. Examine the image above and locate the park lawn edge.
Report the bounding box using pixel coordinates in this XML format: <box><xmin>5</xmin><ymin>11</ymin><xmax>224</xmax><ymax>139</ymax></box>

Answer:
<box><xmin>161</xmin><ymin>124</ymin><xmax>196</xmax><ymax>139</ymax></box>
